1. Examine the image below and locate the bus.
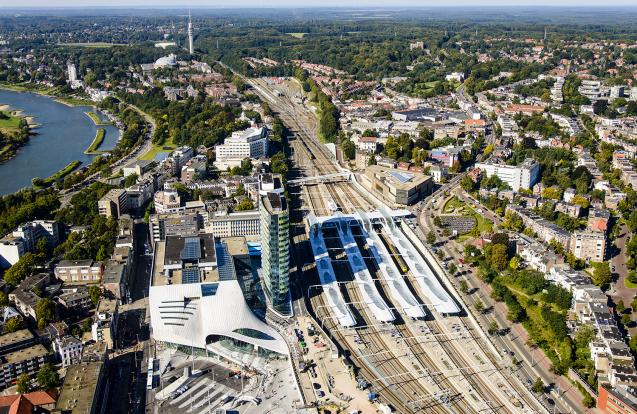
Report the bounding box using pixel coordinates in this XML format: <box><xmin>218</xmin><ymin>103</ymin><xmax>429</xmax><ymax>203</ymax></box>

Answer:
<box><xmin>146</xmin><ymin>358</ymin><xmax>154</xmax><ymax>390</ymax></box>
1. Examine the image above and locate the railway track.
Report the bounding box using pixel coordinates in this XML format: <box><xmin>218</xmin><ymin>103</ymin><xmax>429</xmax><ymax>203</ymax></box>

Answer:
<box><xmin>249</xmin><ymin>76</ymin><xmax>545</xmax><ymax>414</ymax></box>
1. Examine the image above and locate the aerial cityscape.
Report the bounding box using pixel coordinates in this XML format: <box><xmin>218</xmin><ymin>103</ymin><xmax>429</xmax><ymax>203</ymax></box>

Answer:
<box><xmin>0</xmin><ymin>2</ymin><xmax>636</xmax><ymax>414</ymax></box>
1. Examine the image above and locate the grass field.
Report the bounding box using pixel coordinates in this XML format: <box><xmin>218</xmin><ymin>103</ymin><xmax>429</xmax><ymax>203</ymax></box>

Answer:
<box><xmin>32</xmin><ymin>160</ymin><xmax>81</xmax><ymax>188</ymax></box>
<box><xmin>85</xmin><ymin>128</ymin><xmax>106</xmax><ymax>154</ymax></box>
<box><xmin>0</xmin><ymin>111</ymin><xmax>21</xmax><ymax>131</ymax></box>
<box><xmin>625</xmin><ymin>278</ymin><xmax>637</xmax><ymax>289</ymax></box>
<box><xmin>56</xmin><ymin>96</ymin><xmax>94</xmax><ymax>107</ymax></box>
<box><xmin>287</xmin><ymin>32</ymin><xmax>307</xmax><ymax>39</ymax></box>
<box><xmin>139</xmin><ymin>136</ymin><xmax>176</xmax><ymax>161</ymax></box>
<box><xmin>442</xmin><ymin>195</ymin><xmax>493</xmax><ymax>240</ymax></box>
<box><xmin>85</xmin><ymin>111</ymin><xmax>110</xmax><ymax>125</ymax></box>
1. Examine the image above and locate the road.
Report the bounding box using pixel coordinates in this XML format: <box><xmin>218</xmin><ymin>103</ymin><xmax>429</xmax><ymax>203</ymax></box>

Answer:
<box><xmin>59</xmin><ymin>103</ymin><xmax>155</xmax><ymax>207</ymax></box>
<box><xmin>416</xmin><ymin>178</ymin><xmax>595</xmax><ymax>414</ymax></box>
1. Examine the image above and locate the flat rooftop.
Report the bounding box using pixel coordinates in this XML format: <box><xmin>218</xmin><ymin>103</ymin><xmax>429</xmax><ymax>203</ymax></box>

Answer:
<box><xmin>56</xmin><ymin>362</ymin><xmax>103</xmax><ymax>413</ymax></box>
<box><xmin>152</xmin><ymin>239</ymin><xmax>219</xmax><ymax>287</ymax></box>
<box><xmin>0</xmin><ymin>329</ymin><xmax>34</xmax><ymax>349</ymax></box>
<box><xmin>366</xmin><ymin>165</ymin><xmax>432</xmax><ymax>191</ymax></box>
<box><xmin>3</xmin><ymin>344</ymin><xmax>48</xmax><ymax>364</ymax></box>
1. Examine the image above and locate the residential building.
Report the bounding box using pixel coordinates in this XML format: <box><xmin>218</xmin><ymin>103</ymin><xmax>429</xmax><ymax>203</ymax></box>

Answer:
<box><xmin>92</xmin><ymin>299</ymin><xmax>119</xmax><ymax>349</ymax></box>
<box><xmin>598</xmin><ymin>384</ymin><xmax>637</xmax><ymax>414</ymax></box>
<box><xmin>360</xmin><ymin>165</ymin><xmax>434</xmax><ymax>206</ymax></box>
<box><xmin>122</xmin><ymin>160</ymin><xmax>155</xmax><ymax>178</ymax></box>
<box><xmin>214</xmin><ymin>127</ymin><xmax>268</xmax><ymax>170</ymax></box>
<box><xmin>9</xmin><ymin>273</ymin><xmax>50</xmax><ymax>320</ymax></box>
<box><xmin>0</xmin><ymin>220</ymin><xmax>59</xmax><ymax>268</ymax></box>
<box><xmin>0</xmin><ymin>329</ymin><xmax>37</xmax><ymax>355</ymax></box>
<box><xmin>126</xmin><ymin>177</ymin><xmax>154</xmax><ymax>210</ymax></box>
<box><xmin>98</xmin><ymin>189</ymin><xmax>129</xmax><ymax>219</ymax></box>
<box><xmin>102</xmin><ymin>261</ymin><xmax>128</xmax><ymax>301</ymax></box>
<box><xmin>475</xmin><ymin>159</ymin><xmax>540</xmax><ymax>192</ymax></box>
<box><xmin>0</xmin><ymin>345</ymin><xmax>50</xmax><ymax>389</ymax></box>
<box><xmin>259</xmin><ymin>174</ymin><xmax>290</xmax><ymax>316</ymax></box>
<box><xmin>56</xmin><ymin>361</ymin><xmax>108</xmax><ymax>414</ymax></box>
<box><xmin>57</xmin><ymin>288</ymin><xmax>93</xmax><ymax>312</ymax></box>
<box><xmin>207</xmin><ymin>210</ymin><xmax>261</xmax><ymax>238</ymax></box>
<box><xmin>153</xmin><ymin>189</ymin><xmax>183</xmax><ymax>214</ymax></box>
<box><xmin>54</xmin><ymin>335</ymin><xmax>82</xmax><ymax>368</ymax></box>
<box><xmin>579</xmin><ymin>80</ymin><xmax>603</xmax><ymax>101</ymax></box>
<box><xmin>571</xmin><ymin>230</ymin><xmax>606</xmax><ymax>262</ymax></box>
<box><xmin>181</xmin><ymin>155</ymin><xmax>207</xmax><ymax>183</ymax></box>
<box><xmin>148</xmin><ymin>211</ymin><xmax>203</xmax><ymax>245</ymax></box>
<box><xmin>429</xmin><ymin>145</ymin><xmax>465</xmax><ymax>168</ymax></box>
<box><xmin>0</xmin><ymin>390</ymin><xmax>56</xmax><ymax>413</ymax></box>
<box><xmin>357</xmin><ymin>136</ymin><xmax>378</xmax><ymax>153</ymax></box>
<box><xmin>54</xmin><ymin>260</ymin><xmax>103</xmax><ymax>284</ymax></box>
<box><xmin>506</xmin><ymin>205</ymin><xmax>571</xmax><ymax>249</ymax></box>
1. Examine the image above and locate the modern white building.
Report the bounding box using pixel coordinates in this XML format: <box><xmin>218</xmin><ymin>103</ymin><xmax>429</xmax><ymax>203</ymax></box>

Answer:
<box><xmin>475</xmin><ymin>158</ymin><xmax>540</xmax><ymax>192</ymax></box>
<box><xmin>149</xmin><ymin>237</ymin><xmax>288</xmax><ymax>368</ymax></box>
<box><xmin>259</xmin><ymin>174</ymin><xmax>290</xmax><ymax>316</ymax></box>
<box><xmin>214</xmin><ymin>127</ymin><xmax>268</xmax><ymax>170</ymax></box>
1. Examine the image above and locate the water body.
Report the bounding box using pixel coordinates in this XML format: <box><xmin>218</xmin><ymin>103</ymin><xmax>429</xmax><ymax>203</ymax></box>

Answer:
<box><xmin>0</xmin><ymin>89</ymin><xmax>121</xmax><ymax>195</ymax></box>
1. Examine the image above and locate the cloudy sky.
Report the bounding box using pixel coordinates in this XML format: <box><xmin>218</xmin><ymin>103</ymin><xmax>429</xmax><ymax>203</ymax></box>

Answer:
<box><xmin>1</xmin><ymin>0</ymin><xmax>637</xmax><ymax>6</ymax></box>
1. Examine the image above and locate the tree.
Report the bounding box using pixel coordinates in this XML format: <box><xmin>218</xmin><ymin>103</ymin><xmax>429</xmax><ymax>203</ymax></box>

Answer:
<box><xmin>35</xmin><ymin>298</ymin><xmax>56</xmax><ymax>329</ymax></box>
<box><xmin>123</xmin><ymin>173</ymin><xmax>138</xmax><ymax>188</ymax></box>
<box><xmin>531</xmin><ymin>377</ymin><xmax>544</xmax><ymax>393</ymax></box>
<box><xmin>0</xmin><ymin>291</ymin><xmax>8</xmax><ymax>307</ymax></box>
<box><xmin>474</xmin><ymin>300</ymin><xmax>484</xmax><ymax>314</ymax></box>
<box><xmin>487</xmin><ymin>320</ymin><xmax>499</xmax><ymax>336</ymax></box>
<box><xmin>459</xmin><ymin>280</ymin><xmax>469</xmax><ymax>294</ymax></box>
<box><xmin>4</xmin><ymin>317</ymin><xmax>23</xmax><ymax>333</ymax></box>
<box><xmin>16</xmin><ymin>374</ymin><xmax>31</xmax><ymax>393</ymax></box>
<box><xmin>592</xmin><ymin>262</ymin><xmax>612</xmax><ymax>288</ymax></box>
<box><xmin>448</xmin><ymin>263</ymin><xmax>458</xmax><ymax>275</ymax></box>
<box><xmin>622</xmin><ymin>313</ymin><xmax>632</xmax><ymax>327</ymax></box>
<box><xmin>488</xmin><ymin>244</ymin><xmax>509</xmax><ymax>271</ymax></box>
<box><xmin>509</xmin><ymin>256</ymin><xmax>520</xmax><ymax>270</ymax></box>
<box><xmin>342</xmin><ymin>140</ymin><xmax>355</xmax><ymax>160</ymax></box>
<box><xmin>617</xmin><ymin>299</ymin><xmax>626</xmax><ymax>314</ymax></box>
<box><xmin>426</xmin><ymin>232</ymin><xmax>436</xmax><ymax>245</ymax></box>
<box><xmin>235</xmin><ymin>198</ymin><xmax>255</xmax><ymax>211</ymax></box>
<box><xmin>4</xmin><ymin>252</ymin><xmax>40</xmax><ymax>287</ymax></box>
<box><xmin>36</xmin><ymin>363</ymin><xmax>59</xmax><ymax>390</ymax></box>
<box><xmin>632</xmin><ymin>295</ymin><xmax>637</xmax><ymax>313</ymax></box>
<box><xmin>89</xmin><ymin>286</ymin><xmax>102</xmax><ymax>307</ymax></box>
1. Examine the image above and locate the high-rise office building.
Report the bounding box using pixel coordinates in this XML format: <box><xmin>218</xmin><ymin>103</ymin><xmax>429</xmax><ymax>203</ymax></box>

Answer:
<box><xmin>259</xmin><ymin>174</ymin><xmax>290</xmax><ymax>315</ymax></box>
<box><xmin>67</xmin><ymin>62</ymin><xmax>77</xmax><ymax>82</ymax></box>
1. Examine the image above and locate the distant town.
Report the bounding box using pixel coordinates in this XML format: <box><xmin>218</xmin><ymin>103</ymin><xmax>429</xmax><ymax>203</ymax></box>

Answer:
<box><xmin>0</xmin><ymin>5</ymin><xmax>636</xmax><ymax>414</ymax></box>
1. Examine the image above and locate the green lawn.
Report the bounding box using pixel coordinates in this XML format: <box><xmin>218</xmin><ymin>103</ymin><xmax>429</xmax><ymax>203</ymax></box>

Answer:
<box><xmin>139</xmin><ymin>136</ymin><xmax>176</xmax><ymax>161</ymax></box>
<box><xmin>85</xmin><ymin>111</ymin><xmax>110</xmax><ymax>126</ymax></box>
<box><xmin>287</xmin><ymin>32</ymin><xmax>307</xmax><ymax>39</ymax></box>
<box><xmin>85</xmin><ymin>128</ymin><xmax>106</xmax><ymax>154</ymax></box>
<box><xmin>625</xmin><ymin>278</ymin><xmax>637</xmax><ymax>289</ymax></box>
<box><xmin>0</xmin><ymin>111</ymin><xmax>21</xmax><ymax>131</ymax></box>
<box><xmin>56</xmin><ymin>97</ymin><xmax>94</xmax><ymax>107</ymax></box>
<box><xmin>442</xmin><ymin>195</ymin><xmax>493</xmax><ymax>240</ymax></box>
<box><xmin>32</xmin><ymin>160</ymin><xmax>81</xmax><ymax>188</ymax></box>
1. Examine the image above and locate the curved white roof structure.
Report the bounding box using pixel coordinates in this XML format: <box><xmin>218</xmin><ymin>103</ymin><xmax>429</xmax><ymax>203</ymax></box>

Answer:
<box><xmin>353</xmin><ymin>215</ymin><xmax>426</xmax><ymax>320</ymax></box>
<box><xmin>383</xmin><ymin>223</ymin><xmax>460</xmax><ymax>315</ymax></box>
<box><xmin>149</xmin><ymin>280</ymin><xmax>289</xmax><ymax>356</ymax></box>
<box><xmin>307</xmin><ymin>214</ymin><xmax>357</xmax><ymax>328</ymax></box>
<box><xmin>154</xmin><ymin>53</ymin><xmax>177</xmax><ymax>68</ymax></box>
<box><xmin>329</xmin><ymin>216</ymin><xmax>394</xmax><ymax>323</ymax></box>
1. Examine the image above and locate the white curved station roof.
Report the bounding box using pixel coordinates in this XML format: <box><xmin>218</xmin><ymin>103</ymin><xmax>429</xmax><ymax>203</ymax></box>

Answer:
<box><xmin>307</xmin><ymin>214</ymin><xmax>357</xmax><ymax>328</ymax></box>
<box><xmin>384</xmin><ymin>224</ymin><xmax>460</xmax><ymax>315</ymax></box>
<box><xmin>357</xmin><ymin>220</ymin><xmax>426</xmax><ymax>320</ymax></box>
<box><xmin>149</xmin><ymin>280</ymin><xmax>289</xmax><ymax>355</ymax></box>
<box><xmin>332</xmin><ymin>217</ymin><xmax>394</xmax><ymax>323</ymax></box>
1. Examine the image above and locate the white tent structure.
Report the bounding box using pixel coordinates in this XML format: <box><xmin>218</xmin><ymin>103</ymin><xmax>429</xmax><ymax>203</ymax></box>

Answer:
<box><xmin>149</xmin><ymin>279</ymin><xmax>289</xmax><ymax>358</ymax></box>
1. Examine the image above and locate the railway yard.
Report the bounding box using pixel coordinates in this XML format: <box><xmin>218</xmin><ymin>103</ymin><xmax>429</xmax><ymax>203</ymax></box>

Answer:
<box><xmin>249</xmin><ymin>77</ymin><xmax>548</xmax><ymax>414</ymax></box>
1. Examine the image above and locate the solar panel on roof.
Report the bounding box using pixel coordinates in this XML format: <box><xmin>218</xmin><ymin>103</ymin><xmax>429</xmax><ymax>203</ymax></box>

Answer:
<box><xmin>180</xmin><ymin>237</ymin><xmax>202</xmax><ymax>260</ymax></box>
<box><xmin>389</xmin><ymin>171</ymin><xmax>414</xmax><ymax>184</ymax></box>
<box><xmin>182</xmin><ymin>268</ymin><xmax>200</xmax><ymax>284</ymax></box>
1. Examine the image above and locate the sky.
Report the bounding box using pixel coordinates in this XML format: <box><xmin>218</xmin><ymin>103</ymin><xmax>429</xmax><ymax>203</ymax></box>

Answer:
<box><xmin>1</xmin><ymin>0</ymin><xmax>637</xmax><ymax>7</ymax></box>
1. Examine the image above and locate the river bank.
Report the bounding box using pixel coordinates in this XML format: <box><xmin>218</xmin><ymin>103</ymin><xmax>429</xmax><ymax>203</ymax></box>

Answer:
<box><xmin>0</xmin><ymin>88</ymin><xmax>120</xmax><ymax>195</ymax></box>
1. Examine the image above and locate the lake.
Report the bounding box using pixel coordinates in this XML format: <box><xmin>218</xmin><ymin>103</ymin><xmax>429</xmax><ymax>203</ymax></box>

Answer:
<box><xmin>0</xmin><ymin>89</ymin><xmax>121</xmax><ymax>195</ymax></box>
